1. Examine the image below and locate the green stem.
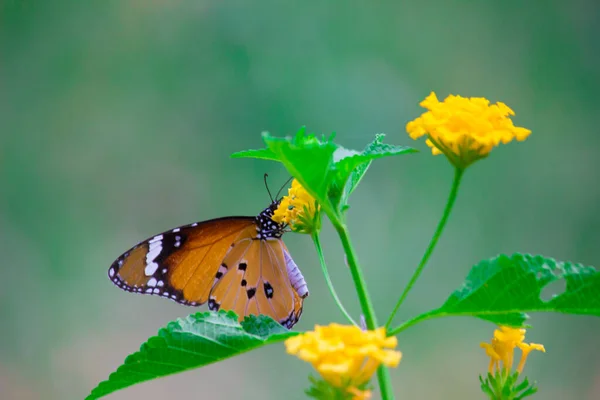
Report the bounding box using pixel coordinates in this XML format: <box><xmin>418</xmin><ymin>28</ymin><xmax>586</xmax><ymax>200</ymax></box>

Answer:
<box><xmin>311</xmin><ymin>233</ymin><xmax>357</xmax><ymax>326</ymax></box>
<box><xmin>376</xmin><ymin>366</ymin><xmax>395</xmax><ymax>400</ymax></box>
<box><xmin>334</xmin><ymin>224</ymin><xmax>378</xmax><ymax>330</ymax></box>
<box><xmin>387</xmin><ymin>311</ymin><xmax>439</xmax><ymax>336</ymax></box>
<box><xmin>333</xmin><ymin>223</ymin><xmax>394</xmax><ymax>400</ymax></box>
<box><xmin>385</xmin><ymin>167</ymin><xmax>464</xmax><ymax>330</ymax></box>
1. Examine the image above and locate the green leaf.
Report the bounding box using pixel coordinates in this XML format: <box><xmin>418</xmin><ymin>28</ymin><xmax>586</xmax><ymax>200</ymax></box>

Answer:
<box><xmin>261</xmin><ymin>128</ymin><xmax>338</xmax><ymax>210</ymax></box>
<box><xmin>438</xmin><ymin>253</ymin><xmax>600</xmax><ymax>326</ymax></box>
<box><xmin>331</xmin><ymin>134</ymin><xmax>417</xmax><ymax>210</ymax></box>
<box><xmin>233</xmin><ymin>129</ymin><xmax>416</xmax><ymax>222</ymax></box>
<box><xmin>391</xmin><ymin>254</ymin><xmax>600</xmax><ymax>334</ymax></box>
<box><xmin>86</xmin><ymin>311</ymin><xmax>298</xmax><ymax>400</ymax></box>
<box><xmin>233</xmin><ymin>127</ymin><xmax>340</xmax><ymax>221</ymax></box>
<box><xmin>230</xmin><ymin>147</ymin><xmax>279</xmax><ymax>161</ymax></box>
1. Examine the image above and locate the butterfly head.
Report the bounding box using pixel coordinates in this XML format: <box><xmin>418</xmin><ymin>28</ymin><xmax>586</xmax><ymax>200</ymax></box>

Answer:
<box><xmin>255</xmin><ymin>201</ymin><xmax>286</xmax><ymax>240</ymax></box>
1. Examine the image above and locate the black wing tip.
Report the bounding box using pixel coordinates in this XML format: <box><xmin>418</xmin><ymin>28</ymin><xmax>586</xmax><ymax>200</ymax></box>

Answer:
<box><xmin>280</xmin><ymin>307</ymin><xmax>303</xmax><ymax>329</ymax></box>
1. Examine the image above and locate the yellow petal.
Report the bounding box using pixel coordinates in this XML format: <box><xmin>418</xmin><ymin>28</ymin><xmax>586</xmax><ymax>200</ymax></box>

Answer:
<box><xmin>286</xmin><ymin>323</ymin><xmax>401</xmax><ymax>390</ymax></box>
<box><xmin>406</xmin><ymin>92</ymin><xmax>530</xmax><ymax>168</ymax></box>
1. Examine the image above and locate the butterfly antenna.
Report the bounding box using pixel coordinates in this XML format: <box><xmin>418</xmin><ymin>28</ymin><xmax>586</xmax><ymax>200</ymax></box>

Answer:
<box><xmin>275</xmin><ymin>176</ymin><xmax>294</xmax><ymax>201</ymax></box>
<box><xmin>264</xmin><ymin>173</ymin><xmax>274</xmax><ymax>203</ymax></box>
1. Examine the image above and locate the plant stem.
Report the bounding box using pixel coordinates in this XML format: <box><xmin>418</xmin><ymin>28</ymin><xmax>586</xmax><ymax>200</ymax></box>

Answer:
<box><xmin>334</xmin><ymin>224</ymin><xmax>378</xmax><ymax>330</ymax></box>
<box><xmin>311</xmin><ymin>233</ymin><xmax>357</xmax><ymax>326</ymax></box>
<box><xmin>333</xmin><ymin>223</ymin><xmax>394</xmax><ymax>400</ymax></box>
<box><xmin>376</xmin><ymin>366</ymin><xmax>395</xmax><ymax>400</ymax></box>
<box><xmin>385</xmin><ymin>167</ymin><xmax>464</xmax><ymax>330</ymax></box>
<box><xmin>387</xmin><ymin>311</ymin><xmax>439</xmax><ymax>336</ymax></box>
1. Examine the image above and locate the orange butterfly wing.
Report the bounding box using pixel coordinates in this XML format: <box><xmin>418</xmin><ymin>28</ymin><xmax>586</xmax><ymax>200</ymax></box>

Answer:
<box><xmin>109</xmin><ymin>217</ymin><xmax>255</xmax><ymax>305</ymax></box>
<box><xmin>208</xmin><ymin>237</ymin><xmax>305</xmax><ymax>328</ymax></box>
<box><xmin>108</xmin><ymin>209</ymin><xmax>308</xmax><ymax>328</ymax></box>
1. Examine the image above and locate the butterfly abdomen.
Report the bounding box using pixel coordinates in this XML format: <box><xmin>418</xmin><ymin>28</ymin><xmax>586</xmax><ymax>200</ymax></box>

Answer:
<box><xmin>283</xmin><ymin>249</ymin><xmax>309</xmax><ymax>299</ymax></box>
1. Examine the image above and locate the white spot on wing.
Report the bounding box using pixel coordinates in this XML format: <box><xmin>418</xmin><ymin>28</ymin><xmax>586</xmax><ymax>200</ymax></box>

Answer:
<box><xmin>145</xmin><ymin>262</ymin><xmax>159</xmax><ymax>276</ymax></box>
<box><xmin>147</xmin><ymin>277</ymin><xmax>157</xmax><ymax>287</ymax></box>
<box><xmin>148</xmin><ymin>240</ymin><xmax>162</xmax><ymax>255</ymax></box>
<box><xmin>149</xmin><ymin>234</ymin><xmax>163</xmax><ymax>243</ymax></box>
<box><xmin>145</xmin><ymin>240</ymin><xmax>163</xmax><ymax>276</ymax></box>
<box><xmin>109</xmin><ymin>268</ymin><xmax>115</xmax><ymax>278</ymax></box>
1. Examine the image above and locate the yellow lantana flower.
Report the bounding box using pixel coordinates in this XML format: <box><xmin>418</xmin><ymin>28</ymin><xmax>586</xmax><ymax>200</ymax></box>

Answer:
<box><xmin>272</xmin><ymin>179</ymin><xmax>320</xmax><ymax>234</ymax></box>
<box><xmin>480</xmin><ymin>326</ymin><xmax>545</xmax><ymax>375</ymax></box>
<box><xmin>285</xmin><ymin>323</ymin><xmax>402</xmax><ymax>398</ymax></box>
<box><xmin>406</xmin><ymin>92</ymin><xmax>531</xmax><ymax>168</ymax></box>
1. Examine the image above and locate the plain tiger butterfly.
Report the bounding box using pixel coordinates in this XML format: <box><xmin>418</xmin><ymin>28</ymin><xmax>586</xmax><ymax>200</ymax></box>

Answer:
<box><xmin>108</xmin><ymin>195</ymin><xmax>309</xmax><ymax>329</ymax></box>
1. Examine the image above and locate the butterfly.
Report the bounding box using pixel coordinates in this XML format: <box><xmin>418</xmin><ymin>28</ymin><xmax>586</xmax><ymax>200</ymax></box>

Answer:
<box><xmin>108</xmin><ymin>201</ymin><xmax>309</xmax><ymax>329</ymax></box>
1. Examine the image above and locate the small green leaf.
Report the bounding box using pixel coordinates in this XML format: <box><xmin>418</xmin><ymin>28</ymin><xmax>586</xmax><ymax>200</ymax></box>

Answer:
<box><xmin>86</xmin><ymin>311</ymin><xmax>298</xmax><ymax>400</ymax></box>
<box><xmin>434</xmin><ymin>253</ymin><xmax>600</xmax><ymax>326</ymax></box>
<box><xmin>332</xmin><ymin>133</ymin><xmax>417</xmax><ymax>210</ymax></box>
<box><xmin>230</xmin><ymin>147</ymin><xmax>278</xmax><ymax>161</ymax></box>
<box><xmin>480</xmin><ymin>371</ymin><xmax>539</xmax><ymax>400</ymax></box>
<box><xmin>261</xmin><ymin>128</ymin><xmax>338</xmax><ymax>212</ymax></box>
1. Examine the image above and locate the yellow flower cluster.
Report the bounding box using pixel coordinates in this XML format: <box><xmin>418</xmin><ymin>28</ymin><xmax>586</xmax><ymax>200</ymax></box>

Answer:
<box><xmin>272</xmin><ymin>179</ymin><xmax>320</xmax><ymax>234</ymax></box>
<box><xmin>480</xmin><ymin>326</ymin><xmax>545</xmax><ymax>375</ymax></box>
<box><xmin>285</xmin><ymin>324</ymin><xmax>402</xmax><ymax>399</ymax></box>
<box><xmin>406</xmin><ymin>92</ymin><xmax>531</xmax><ymax>168</ymax></box>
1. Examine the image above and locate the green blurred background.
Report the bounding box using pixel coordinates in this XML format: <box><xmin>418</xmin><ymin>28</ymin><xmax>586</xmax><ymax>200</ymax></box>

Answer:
<box><xmin>1</xmin><ymin>1</ymin><xmax>599</xmax><ymax>399</ymax></box>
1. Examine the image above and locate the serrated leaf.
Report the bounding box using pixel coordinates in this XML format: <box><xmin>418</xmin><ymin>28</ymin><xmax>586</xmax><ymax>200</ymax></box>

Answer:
<box><xmin>232</xmin><ymin>129</ymin><xmax>415</xmax><ymax>222</ymax></box>
<box><xmin>331</xmin><ymin>134</ymin><xmax>417</xmax><ymax>210</ymax></box>
<box><xmin>431</xmin><ymin>253</ymin><xmax>600</xmax><ymax>326</ymax></box>
<box><xmin>86</xmin><ymin>311</ymin><xmax>298</xmax><ymax>400</ymax></box>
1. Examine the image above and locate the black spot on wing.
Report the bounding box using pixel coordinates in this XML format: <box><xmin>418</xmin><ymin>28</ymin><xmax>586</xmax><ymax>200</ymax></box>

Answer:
<box><xmin>215</xmin><ymin>263</ymin><xmax>228</xmax><ymax>279</ymax></box>
<box><xmin>263</xmin><ymin>282</ymin><xmax>274</xmax><ymax>299</ymax></box>
<box><xmin>208</xmin><ymin>298</ymin><xmax>221</xmax><ymax>311</ymax></box>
